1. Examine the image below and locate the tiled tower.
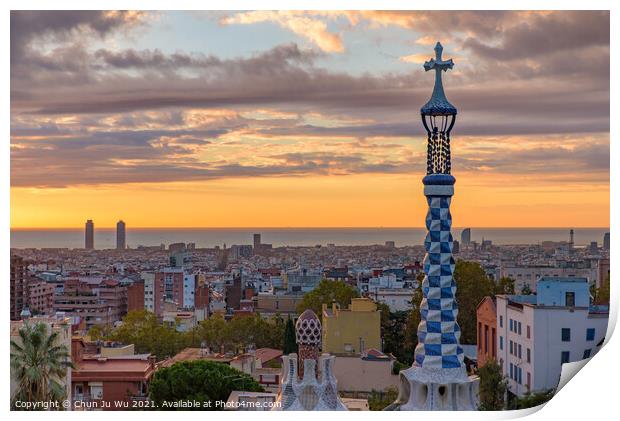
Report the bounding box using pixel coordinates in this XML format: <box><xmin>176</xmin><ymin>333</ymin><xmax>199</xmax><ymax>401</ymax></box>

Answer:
<box><xmin>390</xmin><ymin>42</ymin><xmax>479</xmax><ymax>411</ymax></box>
<box><xmin>272</xmin><ymin>309</ymin><xmax>347</xmax><ymax>411</ymax></box>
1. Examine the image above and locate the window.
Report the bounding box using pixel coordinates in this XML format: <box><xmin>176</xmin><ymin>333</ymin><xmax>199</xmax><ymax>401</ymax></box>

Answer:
<box><xmin>90</xmin><ymin>384</ymin><xmax>103</xmax><ymax>400</ymax></box>
<box><xmin>583</xmin><ymin>349</ymin><xmax>592</xmax><ymax>359</ymax></box>
<box><xmin>527</xmin><ymin>325</ymin><xmax>531</xmax><ymax>339</ymax></box>
<box><xmin>499</xmin><ymin>315</ymin><xmax>503</xmax><ymax>328</ymax></box>
<box><xmin>500</xmin><ymin>336</ymin><xmax>503</xmax><ymax>350</ymax></box>
<box><xmin>509</xmin><ymin>340</ymin><xmax>513</xmax><ymax>355</ymax></box>
<box><xmin>492</xmin><ymin>328</ymin><xmax>497</xmax><ymax>358</ymax></box>
<box><xmin>518</xmin><ymin>368</ymin><xmax>522</xmax><ymax>385</ymax></box>
<box><xmin>561</xmin><ymin>328</ymin><xmax>571</xmax><ymax>342</ymax></box>
<box><xmin>510</xmin><ymin>363</ymin><xmax>514</xmax><ymax>379</ymax></box>
<box><xmin>586</xmin><ymin>328</ymin><xmax>595</xmax><ymax>341</ymax></box>
<box><xmin>518</xmin><ymin>322</ymin><xmax>522</xmax><ymax>335</ymax></box>
<box><xmin>478</xmin><ymin>322</ymin><xmax>482</xmax><ymax>349</ymax></box>
<box><xmin>527</xmin><ymin>372</ymin><xmax>531</xmax><ymax>390</ymax></box>
<box><xmin>566</xmin><ymin>292</ymin><xmax>575</xmax><ymax>307</ymax></box>
<box><xmin>509</xmin><ymin>319</ymin><xmax>513</xmax><ymax>331</ymax></box>
<box><xmin>518</xmin><ymin>344</ymin><xmax>522</xmax><ymax>359</ymax></box>
<box><xmin>561</xmin><ymin>351</ymin><xmax>570</xmax><ymax>364</ymax></box>
<box><xmin>484</xmin><ymin>325</ymin><xmax>489</xmax><ymax>354</ymax></box>
<box><xmin>527</xmin><ymin>348</ymin><xmax>531</xmax><ymax>363</ymax></box>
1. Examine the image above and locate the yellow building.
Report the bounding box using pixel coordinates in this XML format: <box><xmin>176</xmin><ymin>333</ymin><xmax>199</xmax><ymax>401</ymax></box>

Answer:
<box><xmin>322</xmin><ymin>298</ymin><xmax>381</xmax><ymax>354</ymax></box>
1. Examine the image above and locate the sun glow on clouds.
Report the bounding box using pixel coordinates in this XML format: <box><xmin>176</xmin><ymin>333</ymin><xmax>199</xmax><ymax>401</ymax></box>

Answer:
<box><xmin>10</xmin><ymin>11</ymin><xmax>609</xmax><ymax>228</ymax></box>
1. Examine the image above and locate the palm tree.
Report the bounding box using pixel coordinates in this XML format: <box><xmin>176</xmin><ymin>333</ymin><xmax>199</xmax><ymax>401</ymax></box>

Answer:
<box><xmin>10</xmin><ymin>322</ymin><xmax>73</xmax><ymax>410</ymax></box>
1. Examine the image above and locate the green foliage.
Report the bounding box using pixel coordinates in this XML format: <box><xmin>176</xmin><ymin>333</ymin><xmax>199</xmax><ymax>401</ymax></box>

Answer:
<box><xmin>391</xmin><ymin>360</ymin><xmax>408</xmax><ymax>375</ymax></box>
<box><xmin>87</xmin><ymin>324</ymin><xmax>113</xmax><ymax>341</ymax></box>
<box><xmin>282</xmin><ymin>317</ymin><xmax>297</xmax><ymax>354</ymax></box>
<box><xmin>404</xmin><ymin>280</ymin><xmax>425</xmax><ymax>358</ymax></box>
<box><xmin>508</xmin><ymin>389</ymin><xmax>554</xmax><ymax>409</ymax></box>
<box><xmin>196</xmin><ymin>313</ymin><xmax>285</xmax><ymax>354</ymax></box>
<box><xmin>594</xmin><ymin>273</ymin><xmax>610</xmax><ymax>305</ymax></box>
<box><xmin>521</xmin><ymin>284</ymin><xmax>533</xmax><ymax>295</ymax></box>
<box><xmin>10</xmin><ymin>322</ymin><xmax>74</xmax><ymax>410</ymax></box>
<box><xmin>478</xmin><ymin>359</ymin><xmax>508</xmax><ymax>410</ymax></box>
<box><xmin>108</xmin><ymin>310</ymin><xmax>190</xmax><ymax>360</ymax></box>
<box><xmin>296</xmin><ymin>279</ymin><xmax>359</xmax><ymax>317</ymax></box>
<box><xmin>368</xmin><ymin>386</ymin><xmax>399</xmax><ymax>411</ymax></box>
<box><xmin>454</xmin><ymin>260</ymin><xmax>496</xmax><ymax>344</ymax></box>
<box><xmin>495</xmin><ymin>277</ymin><xmax>516</xmax><ymax>295</ymax></box>
<box><xmin>149</xmin><ymin>360</ymin><xmax>263</xmax><ymax>410</ymax></box>
<box><xmin>105</xmin><ymin>310</ymin><xmax>287</xmax><ymax>360</ymax></box>
<box><xmin>382</xmin><ymin>310</ymin><xmax>412</xmax><ymax>364</ymax></box>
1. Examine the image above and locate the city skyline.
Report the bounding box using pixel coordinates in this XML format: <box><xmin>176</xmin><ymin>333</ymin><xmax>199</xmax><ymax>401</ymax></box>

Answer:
<box><xmin>10</xmin><ymin>11</ymin><xmax>610</xmax><ymax>229</ymax></box>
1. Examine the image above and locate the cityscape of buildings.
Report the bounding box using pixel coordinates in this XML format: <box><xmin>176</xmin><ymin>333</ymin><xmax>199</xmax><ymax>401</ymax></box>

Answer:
<box><xmin>10</xmin><ymin>224</ymin><xmax>610</xmax><ymax>410</ymax></box>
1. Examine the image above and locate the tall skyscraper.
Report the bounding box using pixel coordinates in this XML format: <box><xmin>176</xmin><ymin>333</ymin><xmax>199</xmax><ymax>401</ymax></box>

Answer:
<box><xmin>85</xmin><ymin>219</ymin><xmax>94</xmax><ymax>249</ymax></box>
<box><xmin>253</xmin><ymin>233</ymin><xmax>261</xmax><ymax>250</ymax></box>
<box><xmin>393</xmin><ymin>42</ymin><xmax>478</xmax><ymax>411</ymax></box>
<box><xmin>461</xmin><ymin>228</ymin><xmax>471</xmax><ymax>245</ymax></box>
<box><xmin>116</xmin><ymin>220</ymin><xmax>126</xmax><ymax>250</ymax></box>
<box><xmin>603</xmin><ymin>232</ymin><xmax>610</xmax><ymax>250</ymax></box>
<box><xmin>10</xmin><ymin>255</ymin><xmax>27</xmax><ymax>320</ymax></box>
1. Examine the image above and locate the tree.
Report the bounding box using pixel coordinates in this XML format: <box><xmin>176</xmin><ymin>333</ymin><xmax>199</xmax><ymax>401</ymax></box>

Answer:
<box><xmin>495</xmin><ymin>277</ymin><xmax>515</xmax><ymax>295</ymax></box>
<box><xmin>109</xmin><ymin>310</ymin><xmax>189</xmax><ymax>360</ymax></box>
<box><xmin>381</xmin><ymin>309</ymin><xmax>412</xmax><ymax>364</ymax></box>
<box><xmin>296</xmin><ymin>279</ymin><xmax>359</xmax><ymax>317</ymax></box>
<box><xmin>521</xmin><ymin>284</ymin><xmax>533</xmax><ymax>295</ymax></box>
<box><xmin>508</xmin><ymin>389</ymin><xmax>554</xmax><ymax>409</ymax></box>
<box><xmin>454</xmin><ymin>260</ymin><xmax>496</xmax><ymax>344</ymax></box>
<box><xmin>405</xmin><ymin>277</ymin><xmax>425</xmax><ymax>348</ymax></box>
<box><xmin>88</xmin><ymin>324</ymin><xmax>112</xmax><ymax>341</ymax></box>
<box><xmin>478</xmin><ymin>359</ymin><xmax>508</xmax><ymax>410</ymax></box>
<box><xmin>196</xmin><ymin>313</ymin><xmax>230</xmax><ymax>353</ymax></box>
<box><xmin>149</xmin><ymin>360</ymin><xmax>263</xmax><ymax>410</ymax></box>
<box><xmin>11</xmin><ymin>322</ymin><xmax>74</xmax><ymax>410</ymax></box>
<box><xmin>282</xmin><ymin>317</ymin><xmax>297</xmax><ymax>354</ymax></box>
<box><xmin>368</xmin><ymin>386</ymin><xmax>399</xmax><ymax>411</ymax></box>
<box><xmin>594</xmin><ymin>273</ymin><xmax>610</xmax><ymax>305</ymax></box>
<box><xmin>196</xmin><ymin>313</ymin><xmax>285</xmax><ymax>354</ymax></box>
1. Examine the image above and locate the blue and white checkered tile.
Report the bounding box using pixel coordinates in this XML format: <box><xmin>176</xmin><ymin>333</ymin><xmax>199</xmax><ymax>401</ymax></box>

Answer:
<box><xmin>414</xmin><ymin>192</ymin><xmax>464</xmax><ymax>370</ymax></box>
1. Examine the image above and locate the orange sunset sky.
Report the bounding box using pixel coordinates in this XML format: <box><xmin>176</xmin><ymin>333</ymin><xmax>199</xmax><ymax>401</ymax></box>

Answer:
<box><xmin>10</xmin><ymin>11</ymin><xmax>610</xmax><ymax>228</ymax></box>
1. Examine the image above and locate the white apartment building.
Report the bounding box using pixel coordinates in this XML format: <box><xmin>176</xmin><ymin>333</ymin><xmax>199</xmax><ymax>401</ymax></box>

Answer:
<box><xmin>496</xmin><ymin>277</ymin><xmax>608</xmax><ymax>397</ymax></box>
<box><xmin>183</xmin><ymin>273</ymin><xmax>196</xmax><ymax>309</ymax></box>
<box><xmin>358</xmin><ymin>274</ymin><xmax>406</xmax><ymax>295</ymax></box>
<box><xmin>142</xmin><ymin>272</ymin><xmax>155</xmax><ymax>312</ymax></box>
<box><xmin>372</xmin><ymin>289</ymin><xmax>414</xmax><ymax>312</ymax></box>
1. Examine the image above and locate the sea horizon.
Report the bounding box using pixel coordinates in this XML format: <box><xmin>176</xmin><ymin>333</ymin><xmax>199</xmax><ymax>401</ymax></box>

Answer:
<box><xmin>10</xmin><ymin>227</ymin><xmax>610</xmax><ymax>250</ymax></box>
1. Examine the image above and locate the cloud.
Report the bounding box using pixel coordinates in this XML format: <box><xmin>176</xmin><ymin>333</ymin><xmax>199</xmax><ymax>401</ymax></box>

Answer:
<box><xmin>9</xmin><ymin>11</ymin><xmax>610</xmax><ymax>190</ymax></box>
<box><xmin>11</xmin><ymin>10</ymin><xmax>147</xmax><ymax>65</ymax></box>
<box><xmin>221</xmin><ymin>11</ymin><xmax>344</xmax><ymax>53</ymax></box>
<box><xmin>461</xmin><ymin>11</ymin><xmax>609</xmax><ymax>61</ymax></box>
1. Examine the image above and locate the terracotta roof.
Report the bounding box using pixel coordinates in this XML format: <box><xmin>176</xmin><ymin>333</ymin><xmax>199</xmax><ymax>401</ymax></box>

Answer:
<box><xmin>160</xmin><ymin>347</ymin><xmax>233</xmax><ymax>367</ymax></box>
<box><xmin>255</xmin><ymin>348</ymin><xmax>283</xmax><ymax>363</ymax></box>
<box><xmin>73</xmin><ymin>358</ymin><xmax>155</xmax><ymax>381</ymax></box>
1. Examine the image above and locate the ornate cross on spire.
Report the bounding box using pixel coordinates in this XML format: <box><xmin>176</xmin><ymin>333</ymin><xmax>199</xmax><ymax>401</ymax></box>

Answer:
<box><xmin>421</xmin><ymin>42</ymin><xmax>456</xmax><ymax>116</ymax></box>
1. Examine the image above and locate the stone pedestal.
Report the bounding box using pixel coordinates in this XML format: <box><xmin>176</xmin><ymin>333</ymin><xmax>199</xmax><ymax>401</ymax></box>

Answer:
<box><xmin>392</xmin><ymin>366</ymin><xmax>479</xmax><ymax>411</ymax></box>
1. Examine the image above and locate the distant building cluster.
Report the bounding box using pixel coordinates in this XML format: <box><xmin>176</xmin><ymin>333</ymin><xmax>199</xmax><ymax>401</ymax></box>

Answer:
<box><xmin>9</xmin><ymin>227</ymin><xmax>610</xmax><ymax>410</ymax></box>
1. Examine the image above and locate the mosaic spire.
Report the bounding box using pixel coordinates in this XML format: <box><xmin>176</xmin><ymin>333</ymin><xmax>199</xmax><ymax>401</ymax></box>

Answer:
<box><xmin>388</xmin><ymin>42</ymin><xmax>478</xmax><ymax>411</ymax></box>
<box><xmin>415</xmin><ymin>42</ymin><xmax>467</xmax><ymax>377</ymax></box>
<box><xmin>273</xmin><ymin>309</ymin><xmax>347</xmax><ymax>411</ymax></box>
